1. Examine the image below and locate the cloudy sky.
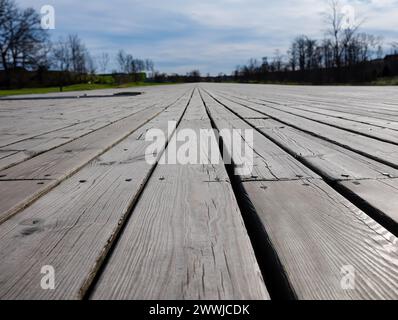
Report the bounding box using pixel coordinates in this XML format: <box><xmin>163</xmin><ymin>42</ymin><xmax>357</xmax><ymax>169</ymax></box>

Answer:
<box><xmin>18</xmin><ymin>0</ymin><xmax>398</xmax><ymax>75</ymax></box>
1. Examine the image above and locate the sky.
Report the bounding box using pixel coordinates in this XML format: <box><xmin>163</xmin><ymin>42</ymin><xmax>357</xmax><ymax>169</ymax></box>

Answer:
<box><xmin>18</xmin><ymin>0</ymin><xmax>398</xmax><ymax>75</ymax></box>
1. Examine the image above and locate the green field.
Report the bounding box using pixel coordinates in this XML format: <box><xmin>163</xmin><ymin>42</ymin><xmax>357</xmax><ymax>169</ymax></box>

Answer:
<box><xmin>0</xmin><ymin>82</ymin><xmax>173</xmax><ymax>97</ymax></box>
<box><xmin>370</xmin><ymin>76</ymin><xmax>398</xmax><ymax>85</ymax></box>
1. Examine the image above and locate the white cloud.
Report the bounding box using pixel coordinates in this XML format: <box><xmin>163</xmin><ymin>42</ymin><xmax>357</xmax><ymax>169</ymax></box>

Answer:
<box><xmin>17</xmin><ymin>0</ymin><xmax>398</xmax><ymax>74</ymax></box>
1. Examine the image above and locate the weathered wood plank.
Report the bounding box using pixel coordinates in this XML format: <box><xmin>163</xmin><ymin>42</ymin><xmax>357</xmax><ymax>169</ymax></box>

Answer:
<box><xmin>92</xmin><ymin>163</ymin><xmax>269</xmax><ymax>300</ymax></box>
<box><xmin>91</xmin><ymin>92</ymin><xmax>269</xmax><ymax>300</ymax></box>
<box><xmin>230</xmin><ymin>95</ymin><xmax>398</xmax><ymax>145</ymax></box>
<box><xmin>0</xmin><ymin>150</ymin><xmax>19</xmax><ymax>159</ymax></box>
<box><xmin>0</xmin><ymin>180</ymin><xmax>54</xmax><ymax>218</ymax></box>
<box><xmin>202</xmin><ymin>87</ymin><xmax>398</xmax><ymax>299</ymax></box>
<box><xmin>201</xmin><ymin>92</ymin><xmax>317</xmax><ymax>181</ymax></box>
<box><xmin>209</xmin><ymin>92</ymin><xmax>398</xmax><ymax>169</ymax></box>
<box><xmin>247</xmin><ymin>118</ymin><xmax>398</xmax><ymax>181</ymax></box>
<box><xmin>339</xmin><ymin>178</ymin><xmax>398</xmax><ymax>230</ymax></box>
<box><xmin>0</xmin><ymin>92</ymin><xmax>190</xmax><ymax>224</ymax></box>
<box><xmin>0</xmin><ymin>86</ymin><xmax>186</xmax><ymax>148</ymax></box>
<box><xmin>241</xmin><ymin>179</ymin><xmax>398</xmax><ymax>299</ymax></box>
<box><xmin>210</xmin><ymin>91</ymin><xmax>395</xmax><ymax>182</ymax></box>
<box><xmin>0</xmin><ymin>90</ymin><xmax>192</xmax><ymax>299</ymax></box>
<box><xmin>0</xmin><ymin>93</ymin><xmax>175</xmax><ymax>170</ymax></box>
<box><xmin>205</xmin><ymin>87</ymin><xmax>398</xmax><ymax>235</ymax></box>
<box><xmin>210</xmin><ymin>84</ymin><xmax>398</xmax><ymax>123</ymax></box>
<box><xmin>268</xmin><ymin>102</ymin><xmax>398</xmax><ymax>132</ymax></box>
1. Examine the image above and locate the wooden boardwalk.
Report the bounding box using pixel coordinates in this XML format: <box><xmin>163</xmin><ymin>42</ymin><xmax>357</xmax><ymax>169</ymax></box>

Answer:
<box><xmin>0</xmin><ymin>84</ymin><xmax>398</xmax><ymax>300</ymax></box>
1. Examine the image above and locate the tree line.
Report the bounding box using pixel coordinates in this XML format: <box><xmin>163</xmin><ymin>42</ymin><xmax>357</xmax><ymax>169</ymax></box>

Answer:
<box><xmin>234</xmin><ymin>0</ymin><xmax>398</xmax><ymax>83</ymax></box>
<box><xmin>0</xmin><ymin>0</ymin><xmax>155</xmax><ymax>88</ymax></box>
<box><xmin>2</xmin><ymin>0</ymin><xmax>397</xmax><ymax>88</ymax></box>
<box><xmin>1</xmin><ymin>0</ymin><xmax>49</xmax><ymax>85</ymax></box>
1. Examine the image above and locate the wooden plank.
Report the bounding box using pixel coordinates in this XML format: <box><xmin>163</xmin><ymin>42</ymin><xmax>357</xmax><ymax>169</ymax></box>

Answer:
<box><xmin>210</xmin><ymin>85</ymin><xmax>398</xmax><ymax>123</ymax></box>
<box><xmin>239</xmin><ymin>97</ymin><xmax>398</xmax><ymax>145</ymax></box>
<box><xmin>0</xmin><ymin>92</ymin><xmax>190</xmax><ymax>224</ymax></box>
<box><xmin>0</xmin><ymin>86</ymin><xmax>184</xmax><ymax>148</ymax></box>
<box><xmin>91</xmin><ymin>93</ymin><xmax>269</xmax><ymax>300</ymax></box>
<box><xmin>0</xmin><ymin>151</ymin><xmax>30</xmax><ymax>172</ymax></box>
<box><xmin>339</xmin><ymin>178</ymin><xmax>398</xmax><ymax>230</ymax></box>
<box><xmin>0</xmin><ymin>180</ymin><xmax>54</xmax><ymax>218</ymax></box>
<box><xmin>92</xmin><ymin>162</ymin><xmax>269</xmax><ymax>300</ymax></box>
<box><xmin>247</xmin><ymin>118</ymin><xmax>398</xmax><ymax>181</ymax></box>
<box><xmin>0</xmin><ymin>90</ymin><xmax>191</xmax><ymax>299</ymax></box>
<box><xmin>201</xmin><ymin>91</ymin><xmax>317</xmax><ymax>181</ymax></box>
<box><xmin>0</xmin><ymin>94</ymin><xmax>173</xmax><ymax>170</ymax></box>
<box><xmin>210</xmin><ymin>88</ymin><xmax>398</xmax><ymax>179</ymax></box>
<box><xmin>209</xmin><ymin>92</ymin><xmax>398</xmax><ymax>169</ymax></box>
<box><xmin>202</xmin><ymin>86</ymin><xmax>398</xmax><ymax>299</ymax></box>
<box><xmin>0</xmin><ymin>97</ymin><xmax>184</xmax><ymax>179</ymax></box>
<box><xmin>241</xmin><ymin>179</ymin><xmax>398</xmax><ymax>299</ymax></box>
<box><xmin>208</xmin><ymin>97</ymin><xmax>268</xmax><ymax>119</ymax></box>
<box><xmin>0</xmin><ymin>150</ymin><xmax>19</xmax><ymax>159</ymax></box>
<box><xmin>267</xmin><ymin>102</ymin><xmax>398</xmax><ymax>132</ymax></box>
<box><xmin>204</xmin><ymin>88</ymin><xmax>398</xmax><ymax>234</ymax></box>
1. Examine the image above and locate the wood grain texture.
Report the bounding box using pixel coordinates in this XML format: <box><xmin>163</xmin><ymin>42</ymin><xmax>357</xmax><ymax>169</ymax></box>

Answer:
<box><xmin>0</xmin><ymin>85</ymin><xmax>187</xmax><ymax>148</ymax></box>
<box><xmin>0</xmin><ymin>93</ymin><xmax>179</xmax><ymax>171</ymax></box>
<box><xmin>230</xmin><ymin>95</ymin><xmax>398</xmax><ymax>145</ymax></box>
<box><xmin>339</xmin><ymin>178</ymin><xmax>398</xmax><ymax>227</ymax></box>
<box><xmin>222</xmin><ymin>92</ymin><xmax>398</xmax><ymax>129</ymax></box>
<box><xmin>2</xmin><ymin>83</ymin><xmax>398</xmax><ymax>301</ymax></box>
<box><xmin>91</xmin><ymin>93</ymin><xmax>269</xmax><ymax>299</ymax></box>
<box><xmin>0</xmin><ymin>91</ymin><xmax>191</xmax><ymax>299</ymax></box>
<box><xmin>201</xmin><ymin>91</ymin><xmax>317</xmax><ymax>181</ymax></box>
<box><xmin>210</xmin><ymin>92</ymin><xmax>398</xmax><ymax>169</ymax></box>
<box><xmin>0</xmin><ymin>92</ymin><xmax>190</xmax><ymax>224</ymax></box>
<box><xmin>203</xmin><ymin>87</ymin><xmax>398</xmax><ymax>231</ymax></box>
<box><xmin>91</xmin><ymin>163</ymin><xmax>269</xmax><ymax>300</ymax></box>
<box><xmin>208</xmin><ymin>84</ymin><xmax>398</xmax><ymax>123</ymax></box>
<box><xmin>242</xmin><ymin>179</ymin><xmax>398</xmax><ymax>300</ymax></box>
<box><xmin>246</xmin><ymin>118</ymin><xmax>398</xmax><ymax>181</ymax></box>
<box><xmin>201</xmin><ymin>86</ymin><xmax>398</xmax><ymax>299</ymax></box>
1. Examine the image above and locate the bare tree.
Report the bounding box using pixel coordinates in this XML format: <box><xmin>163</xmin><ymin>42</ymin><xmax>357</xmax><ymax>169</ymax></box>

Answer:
<box><xmin>325</xmin><ymin>0</ymin><xmax>343</xmax><ymax>67</ymax></box>
<box><xmin>187</xmin><ymin>70</ymin><xmax>201</xmax><ymax>82</ymax></box>
<box><xmin>0</xmin><ymin>0</ymin><xmax>49</xmax><ymax>85</ymax></box>
<box><xmin>85</xmin><ymin>52</ymin><xmax>96</xmax><ymax>75</ymax></box>
<box><xmin>51</xmin><ymin>35</ymin><xmax>94</xmax><ymax>89</ymax></box>
<box><xmin>145</xmin><ymin>59</ymin><xmax>155</xmax><ymax>78</ymax></box>
<box><xmin>288</xmin><ymin>42</ymin><xmax>298</xmax><ymax>71</ymax></box>
<box><xmin>305</xmin><ymin>38</ymin><xmax>318</xmax><ymax>69</ymax></box>
<box><xmin>52</xmin><ymin>39</ymin><xmax>71</xmax><ymax>91</ymax></box>
<box><xmin>67</xmin><ymin>34</ymin><xmax>87</xmax><ymax>74</ymax></box>
<box><xmin>116</xmin><ymin>50</ymin><xmax>126</xmax><ymax>73</ymax></box>
<box><xmin>320</xmin><ymin>38</ymin><xmax>333</xmax><ymax>68</ymax></box>
<box><xmin>232</xmin><ymin>0</ymin><xmax>387</xmax><ymax>84</ymax></box>
<box><xmin>52</xmin><ymin>39</ymin><xmax>70</xmax><ymax>71</ymax></box>
<box><xmin>356</xmin><ymin>33</ymin><xmax>382</xmax><ymax>62</ymax></box>
<box><xmin>115</xmin><ymin>50</ymin><xmax>150</xmax><ymax>81</ymax></box>
<box><xmin>97</xmin><ymin>52</ymin><xmax>110</xmax><ymax>74</ymax></box>
<box><xmin>272</xmin><ymin>49</ymin><xmax>284</xmax><ymax>71</ymax></box>
<box><xmin>293</xmin><ymin>36</ymin><xmax>307</xmax><ymax>70</ymax></box>
<box><xmin>133</xmin><ymin>59</ymin><xmax>145</xmax><ymax>73</ymax></box>
<box><xmin>116</xmin><ymin>50</ymin><xmax>134</xmax><ymax>74</ymax></box>
<box><xmin>248</xmin><ymin>58</ymin><xmax>259</xmax><ymax>76</ymax></box>
<box><xmin>261</xmin><ymin>57</ymin><xmax>269</xmax><ymax>74</ymax></box>
<box><xmin>324</xmin><ymin>0</ymin><xmax>363</xmax><ymax>68</ymax></box>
